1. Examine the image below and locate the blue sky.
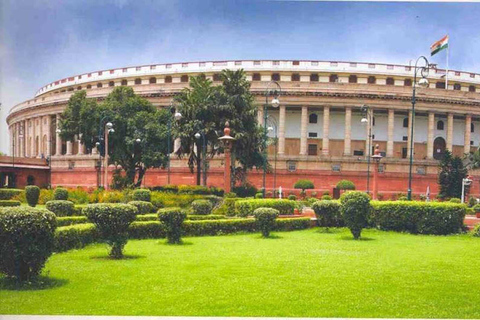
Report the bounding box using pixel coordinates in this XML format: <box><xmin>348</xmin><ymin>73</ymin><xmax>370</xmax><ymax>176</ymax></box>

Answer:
<box><xmin>2</xmin><ymin>0</ymin><xmax>480</xmax><ymax>153</ymax></box>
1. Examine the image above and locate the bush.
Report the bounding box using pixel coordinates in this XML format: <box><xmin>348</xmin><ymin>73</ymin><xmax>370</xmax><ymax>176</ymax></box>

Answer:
<box><xmin>83</xmin><ymin>204</ymin><xmax>138</xmax><ymax>258</ymax></box>
<box><xmin>294</xmin><ymin>179</ymin><xmax>315</xmax><ymax>191</ymax></box>
<box><xmin>57</xmin><ymin>216</ymin><xmax>89</xmax><ymax>227</ymax></box>
<box><xmin>45</xmin><ymin>200</ymin><xmax>75</xmax><ymax>217</ymax></box>
<box><xmin>340</xmin><ymin>191</ymin><xmax>371</xmax><ymax>239</ymax></box>
<box><xmin>178</xmin><ymin>185</ymin><xmax>210</xmax><ymax>195</ymax></box>
<box><xmin>449</xmin><ymin>198</ymin><xmax>461</xmax><ymax>203</ymax></box>
<box><xmin>209</xmin><ymin>186</ymin><xmax>224</xmax><ymax>197</ymax></box>
<box><xmin>474</xmin><ymin>204</ymin><xmax>480</xmax><ymax>213</ymax></box>
<box><xmin>0</xmin><ymin>200</ymin><xmax>21</xmax><ymax>207</ymax></box>
<box><xmin>468</xmin><ymin>197</ymin><xmax>477</xmax><ymax>208</ymax></box>
<box><xmin>253</xmin><ymin>207</ymin><xmax>279</xmax><ymax>237</ymax></box>
<box><xmin>312</xmin><ymin>200</ymin><xmax>343</xmax><ymax>229</ymax></box>
<box><xmin>25</xmin><ymin>186</ymin><xmax>40</xmax><ymax>207</ymax></box>
<box><xmin>157</xmin><ymin>185</ymin><xmax>178</xmax><ymax>193</ymax></box>
<box><xmin>53</xmin><ymin>187</ymin><xmax>69</xmax><ymax>200</ymax></box>
<box><xmin>54</xmin><ymin>224</ymin><xmax>100</xmax><ymax>252</ymax></box>
<box><xmin>235</xmin><ymin>199</ymin><xmax>296</xmax><ymax>217</ymax></box>
<box><xmin>151</xmin><ymin>191</ymin><xmax>204</xmax><ymax>209</ymax></box>
<box><xmin>158</xmin><ymin>207</ymin><xmax>186</xmax><ymax>244</ymax></box>
<box><xmin>191</xmin><ymin>200</ymin><xmax>213</xmax><ymax>215</ymax></box>
<box><xmin>132</xmin><ymin>189</ymin><xmax>151</xmax><ymax>202</ymax></box>
<box><xmin>0</xmin><ymin>188</ymin><xmax>23</xmax><ymax>200</ymax></box>
<box><xmin>128</xmin><ymin>201</ymin><xmax>155</xmax><ymax>215</ymax></box>
<box><xmin>288</xmin><ymin>195</ymin><xmax>297</xmax><ymax>201</ymax></box>
<box><xmin>232</xmin><ymin>183</ymin><xmax>258</xmax><ymax>198</ymax></box>
<box><xmin>0</xmin><ymin>207</ymin><xmax>57</xmax><ymax>281</ymax></box>
<box><xmin>336</xmin><ymin>180</ymin><xmax>356</xmax><ymax>191</ymax></box>
<box><xmin>203</xmin><ymin>195</ymin><xmax>223</xmax><ymax>209</ymax></box>
<box><xmin>255</xmin><ymin>192</ymin><xmax>264</xmax><ymax>199</ymax></box>
<box><xmin>321</xmin><ymin>195</ymin><xmax>332</xmax><ymax>201</ymax></box>
<box><xmin>225</xmin><ymin>192</ymin><xmax>237</xmax><ymax>198</ymax></box>
<box><xmin>397</xmin><ymin>196</ymin><xmax>408</xmax><ymax>201</ymax></box>
<box><xmin>473</xmin><ymin>224</ymin><xmax>480</xmax><ymax>237</ymax></box>
<box><xmin>68</xmin><ymin>188</ymin><xmax>90</xmax><ymax>204</ymax></box>
<box><xmin>371</xmin><ymin>201</ymin><xmax>466</xmax><ymax>235</ymax></box>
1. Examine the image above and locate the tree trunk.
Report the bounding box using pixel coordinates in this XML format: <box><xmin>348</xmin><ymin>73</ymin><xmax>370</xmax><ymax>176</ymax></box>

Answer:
<box><xmin>196</xmin><ymin>154</ymin><xmax>201</xmax><ymax>186</ymax></box>
<box><xmin>135</xmin><ymin>167</ymin><xmax>146</xmax><ymax>188</ymax></box>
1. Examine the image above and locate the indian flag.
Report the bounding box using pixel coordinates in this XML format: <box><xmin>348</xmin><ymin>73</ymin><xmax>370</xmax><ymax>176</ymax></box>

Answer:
<box><xmin>430</xmin><ymin>35</ymin><xmax>449</xmax><ymax>56</ymax></box>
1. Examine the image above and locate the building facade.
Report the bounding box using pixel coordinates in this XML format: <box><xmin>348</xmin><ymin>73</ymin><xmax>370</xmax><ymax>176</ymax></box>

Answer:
<box><xmin>6</xmin><ymin>60</ymin><xmax>480</xmax><ymax>197</ymax></box>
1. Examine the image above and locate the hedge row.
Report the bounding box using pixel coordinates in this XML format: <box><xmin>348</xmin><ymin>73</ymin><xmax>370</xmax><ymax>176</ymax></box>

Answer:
<box><xmin>0</xmin><ymin>200</ymin><xmax>21</xmax><ymax>207</ymax></box>
<box><xmin>235</xmin><ymin>199</ymin><xmax>296</xmax><ymax>216</ymax></box>
<box><xmin>54</xmin><ymin>218</ymin><xmax>311</xmax><ymax>252</ymax></box>
<box><xmin>0</xmin><ymin>188</ymin><xmax>23</xmax><ymax>200</ymax></box>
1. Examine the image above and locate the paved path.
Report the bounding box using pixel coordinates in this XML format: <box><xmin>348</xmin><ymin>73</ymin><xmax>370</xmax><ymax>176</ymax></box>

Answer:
<box><xmin>0</xmin><ymin>317</ymin><xmax>469</xmax><ymax>320</ymax></box>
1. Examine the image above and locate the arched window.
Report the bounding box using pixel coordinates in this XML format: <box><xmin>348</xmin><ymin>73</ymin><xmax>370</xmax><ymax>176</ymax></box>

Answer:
<box><xmin>77</xmin><ymin>86</ymin><xmax>82</xmax><ymax>90</ymax></box>
<box><xmin>472</xmin><ymin>123</ymin><xmax>475</xmax><ymax>133</ymax></box>
<box><xmin>469</xmin><ymin>85</ymin><xmax>476</xmax><ymax>92</ymax></box>
<box><xmin>368</xmin><ymin>76</ymin><xmax>376</xmax><ymax>84</ymax></box>
<box><xmin>386</xmin><ymin>77</ymin><xmax>394</xmax><ymax>85</ymax></box>
<box><xmin>213</xmin><ymin>73</ymin><xmax>222</xmax><ymax>82</ymax></box>
<box><xmin>109</xmin><ymin>81</ymin><xmax>114</xmax><ymax>87</ymax></box>
<box><xmin>329</xmin><ymin>74</ymin><xmax>338</xmax><ymax>83</ymax></box>
<box><xmin>436</xmin><ymin>82</ymin><xmax>446</xmax><ymax>89</ymax></box>
<box><xmin>454</xmin><ymin>83</ymin><xmax>461</xmax><ymax>90</ymax></box>
<box><xmin>86</xmin><ymin>84</ymin><xmax>92</xmax><ymax>89</ymax></box>
<box><xmin>271</xmin><ymin>73</ymin><xmax>280</xmax><ymax>81</ymax></box>
<box><xmin>252</xmin><ymin>73</ymin><xmax>261</xmax><ymax>81</ymax></box>
<box><xmin>403</xmin><ymin>117</ymin><xmax>409</xmax><ymax>128</ymax></box>
<box><xmin>437</xmin><ymin>120</ymin><xmax>444</xmax><ymax>130</ymax></box>
<box><xmin>309</xmin><ymin>113</ymin><xmax>318</xmax><ymax>124</ymax></box>
<box><xmin>181</xmin><ymin>75</ymin><xmax>189</xmax><ymax>83</ymax></box>
<box><xmin>97</xmin><ymin>83</ymin><xmax>103</xmax><ymax>88</ymax></box>
<box><xmin>348</xmin><ymin>75</ymin><xmax>357</xmax><ymax>83</ymax></box>
<box><xmin>310</xmin><ymin>73</ymin><xmax>319</xmax><ymax>82</ymax></box>
<box><xmin>149</xmin><ymin>77</ymin><xmax>156</xmax><ymax>84</ymax></box>
<box><xmin>165</xmin><ymin>76</ymin><xmax>172</xmax><ymax>83</ymax></box>
<box><xmin>121</xmin><ymin>79</ymin><xmax>127</xmax><ymax>86</ymax></box>
<box><xmin>404</xmin><ymin>79</ymin><xmax>412</xmax><ymax>86</ymax></box>
<box><xmin>134</xmin><ymin>78</ymin><xmax>142</xmax><ymax>85</ymax></box>
<box><xmin>291</xmin><ymin>73</ymin><xmax>300</xmax><ymax>81</ymax></box>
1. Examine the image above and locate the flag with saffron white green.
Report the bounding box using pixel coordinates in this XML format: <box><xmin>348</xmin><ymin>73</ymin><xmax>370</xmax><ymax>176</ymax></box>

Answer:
<box><xmin>430</xmin><ymin>35</ymin><xmax>449</xmax><ymax>56</ymax></box>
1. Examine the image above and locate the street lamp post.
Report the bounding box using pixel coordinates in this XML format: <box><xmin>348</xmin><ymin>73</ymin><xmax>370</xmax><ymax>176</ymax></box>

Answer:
<box><xmin>361</xmin><ymin>105</ymin><xmax>373</xmax><ymax>195</ymax></box>
<box><xmin>462</xmin><ymin>176</ymin><xmax>473</xmax><ymax>203</ymax></box>
<box><xmin>263</xmin><ymin>81</ymin><xmax>281</xmax><ymax>198</ymax></box>
<box><xmin>195</xmin><ymin>131</ymin><xmax>207</xmax><ymax>186</ymax></box>
<box><xmin>372</xmin><ymin>144</ymin><xmax>383</xmax><ymax>200</ymax></box>
<box><xmin>167</xmin><ymin>101</ymin><xmax>182</xmax><ymax>185</ymax></box>
<box><xmin>267</xmin><ymin>116</ymin><xmax>278</xmax><ymax>198</ymax></box>
<box><xmin>96</xmin><ymin>116</ymin><xmax>114</xmax><ymax>189</ymax></box>
<box><xmin>104</xmin><ymin>122</ymin><xmax>114</xmax><ymax>191</ymax></box>
<box><xmin>48</xmin><ymin>127</ymin><xmax>61</xmax><ymax>188</ymax></box>
<box><xmin>408</xmin><ymin>56</ymin><xmax>430</xmax><ymax>200</ymax></box>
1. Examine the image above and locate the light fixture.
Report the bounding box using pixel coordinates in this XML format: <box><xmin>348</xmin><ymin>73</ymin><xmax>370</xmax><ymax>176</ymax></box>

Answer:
<box><xmin>135</xmin><ymin>138</ymin><xmax>141</xmax><ymax>143</ymax></box>
<box><xmin>271</xmin><ymin>98</ymin><xmax>280</xmax><ymax>108</ymax></box>
<box><xmin>174</xmin><ymin>112</ymin><xmax>182</xmax><ymax>121</ymax></box>
<box><xmin>106</xmin><ymin>122</ymin><xmax>113</xmax><ymax>129</ymax></box>
<box><xmin>268</xmin><ymin>126</ymin><xmax>274</xmax><ymax>132</ymax></box>
<box><xmin>418</xmin><ymin>77</ymin><xmax>429</xmax><ymax>88</ymax></box>
<box><xmin>195</xmin><ymin>132</ymin><xmax>201</xmax><ymax>139</ymax></box>
<box><xmin>56</xmin><ymin>129</ymin><xmax>61</xmax><ymax>133</ymax></box>
<box><xmin>361</xmin><ymin>117</ymin><xmax>368</xmax><ymax>124</ymax></box>
<box><xmin>109</xmin><ymin>129</ymin><xmax>115</xmax><ymax>133</ymax></box>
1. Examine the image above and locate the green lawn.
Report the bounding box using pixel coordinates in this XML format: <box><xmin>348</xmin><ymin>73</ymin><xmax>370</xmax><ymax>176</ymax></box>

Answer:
<box><xmin>1</xmin><ymin>228</ymin><xmax>480</xmax><ymax>318</ymax></box>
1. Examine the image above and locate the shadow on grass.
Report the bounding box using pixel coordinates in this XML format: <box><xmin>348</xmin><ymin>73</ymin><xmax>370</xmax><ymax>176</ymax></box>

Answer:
<box><xmin>339</xmin><ymin>236</ymin><xmax>376</xmax><ymax>241</ymax></box>
<box><xmin>258</xmin><ymin>234</ymin><xmax>283</xmax><ymax>239</ymax></box>
<box><xmin>0</xmin><ymin>275</ymin><xmax>69</xmax><ymax>291</ymax></box>
<box><xmin>90</xmin><ymin>254</ymin><xmax>146</xmax><ymax>260</ymax></box>
<box><xmin>316</xmin><ymin>228</ymin><xmax>343</xmax><ymax>234</ymax></box>
<box><xmin>156</xmin><ymin>240</ymin><xmax>194</xmax><ymax>246</ymax></box>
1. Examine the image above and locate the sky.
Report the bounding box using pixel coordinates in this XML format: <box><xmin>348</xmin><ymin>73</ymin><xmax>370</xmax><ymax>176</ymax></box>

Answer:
<box><xmin>2</xmin><ymin>0</ymin><xmax>480</xmax><ymax>154</ymax></box>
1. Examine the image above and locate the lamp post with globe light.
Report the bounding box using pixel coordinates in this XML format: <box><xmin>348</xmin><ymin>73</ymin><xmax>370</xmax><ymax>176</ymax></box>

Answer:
<box><xmin>167</xmin><ymin>100</ymin><xmax>182</xmax><ymax>185</ymax></box>
<box><xmin>361</xmin><ymin>105</ymin><xmax>373</xmax><ymax>195</ymax></box>
<box><xmin>194</xmin><ymin>131</ymin><xmax>207</xmax><ymax>186</ymax></box>
<box><xmin>263</xmin><ymin>81</ymin><xmax>281</xmax><ymax>198</ymax></box>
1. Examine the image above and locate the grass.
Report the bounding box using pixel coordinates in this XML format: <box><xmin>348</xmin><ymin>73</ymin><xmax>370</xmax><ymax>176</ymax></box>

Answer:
<box><xmin>1</xmin><ymin>228</ymin><xmax>480</xmax><ymax>318</ymax></box>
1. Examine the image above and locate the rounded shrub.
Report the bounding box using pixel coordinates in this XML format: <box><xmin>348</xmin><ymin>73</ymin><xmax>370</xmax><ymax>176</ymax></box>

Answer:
<box><xmin>128</xmin><ymin>201</ymin><xmax>154</xmax><ymax>215</ymax></box>
<box><xmin>45</xmin><ymin>200</ymin><xmax>75</xmax><ymax>217</ymax></box>
<box><xmin>25</xmin><ymin>186</ymin><xmax>40</xmax><ymax>207</ymax></box>
<box><xmin>132</xmin><ymin>189</ymin><xmax>151</xmax><ymax>202</ymax></box>
<box><xmin>336</xmin><ymin>180</ymin><xmax>356</xmax><ymax>191</ymax></box>
<box><xmin>321</xmin><ymin>195</ymin><xmax>332</xmax><ymax>201</ymax></box>
<box><xmin>255</xmin><ymin>193</ymin><xmax>264</xmax><ymax>199</ymax></box>
<box><xmin>473</xmin><ymin>224</ymin><xmax>480</xmax><ymax>237</ymax></box>
<box><xmin>158</xmin><ymin>207</ymin><xmax>187</xmax><ymax>244</ymax></box>
<box><xmin>0</xmin><ymin>207</ymin><xmax>57</xmax><ymax>281</ymax></box>
<box><xmin>294</xmin><ymin>179</ymin><xmax>315</xmax><ymax>191</ymax></box>
<box><xmin>253</xmin><ymin>207</ymin><xmax>279</xmax><ymax>238</ymax></box>
<box><xmin>224</xmin><ymin>192</ymin><xmax>237</xmax><ymax>198</ymax></box>
<box><xmin>288</xmin><ymin>194</ymin><xmax>297</xmax><ymax>201</ymax></box>
<box><xmin>84</xmin><ymin>204</ymin><xmax>138</xmax><ymax>258</ymax></box>
<box><xmin>191</xmin><ymin>200</ymin><xmax>213</xmax><ymax>215</ymax></box>
<box><xmin>232</xmin><ymin>183</ymin><xmax>258</xmax><ymax>198</ymax></box>
<box><xmin>340</xmin><ymin>191</ymin><xmax>371</xmax><ymax>239</ymax></box>
<box><xmin>312</xmin><ymin>200</ymin><xmax>342</xmax><ymax>229</ymax></box>
<box><xmin>0</xmin><ymin>200</ymin><xmax>21</xmax><ymax>207</ymax></box>
<box><xmin>53</xmin><ymin>187</ymin><xmax>69</xmax><ymax>200</ymax></box>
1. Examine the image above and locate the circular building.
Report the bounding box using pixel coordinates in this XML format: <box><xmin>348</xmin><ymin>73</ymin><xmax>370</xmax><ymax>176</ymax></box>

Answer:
<box><xmin>6</xmin><ymin>60</ymin><xmax>480</xmax><ymax>197</ymax></box>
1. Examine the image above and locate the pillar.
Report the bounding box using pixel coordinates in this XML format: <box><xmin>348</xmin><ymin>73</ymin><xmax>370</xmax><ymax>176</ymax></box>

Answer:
<box><xmin>387</xmin><ymin>109</ymin><xmax>394</xmax><ymax>157</ymax></box>
<box><xmin>344</xmin><ymin>107</ymin><xmax>352</xmax><ymax>156</ymax></box>
<box><xmin>78</xmin><ymin>134</ymin><xmax>84</xmax><ymax>155</ymax></box>
<box><xmin>465</xmin><ymin>115</ymin><xmax>472</xmax><ymax>154</ymax></box>
<box><xmin>39</xmin><ymin>116</ymin><xmax>44</xmax><ymax>157</ymax></box>
<box><xmin>9</xmin><ymin>126</ymin><xmax>12</xmax><ymax>156</ymax></box>
<box><xmin>32</xmin><ymin>118</ymin><xmax>37</xmax><ymax>157</ymax></box>
<box><xmin>23</xmin><ymin>120</ymin><xmax>27</xmax><ymax>157</ymax></box>
<box><xmin>257</xmin><ymin>106</ymin><xmax>264</xmax><ymax>126</ymax></box>
<box><xmin>447</xmin><ymin>113</ymin><xmax>453</xmax><ymax>152</ymax></box>
<box><xmin>46</xmin><ymin>116</ymin><xmax>52</xmax><ymax>157</ymax></box>
<box><xmin>407</xmin><ymin>111</ymin><xmax>414</xmax><ymax>158</ymax></box>
<box><xmin>174</xmin><ymin>138</ymin><xmax>181</xmax><ymax>154</ymax></box>
<box><xmin>322</xmin><ymin>106</ymin><xmax>330</xmax><ymax>155</ymax></box>
<box><xmin>66</xmin><ymin>141</ymin><xmax>73</xmax><ymax>155</ymax></box>
<box><xmin>300</xmin><ymin>106</ymin><xmax>308</xmax><ymax>155</ymax></box>
<box><xmin>427</xmin><ymin>112</ymin><xmax>435</xmax><ymax>159</ymax></box>
<box><xmin>278</xmin><ymin>105</ymin><xmax>286</xmax><ymax>155</ymax></box>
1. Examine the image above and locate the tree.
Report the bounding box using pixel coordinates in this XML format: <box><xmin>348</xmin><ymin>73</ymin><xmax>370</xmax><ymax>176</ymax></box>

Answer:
<box><xmin>59</xmin><ymin>87</ymin><xmax>170</xmax><ymax>187</ymax></box>
<box><xmin>438</xmin><ymin>150</ymin><xmax>468</xmax><ymax>199</ymax></box>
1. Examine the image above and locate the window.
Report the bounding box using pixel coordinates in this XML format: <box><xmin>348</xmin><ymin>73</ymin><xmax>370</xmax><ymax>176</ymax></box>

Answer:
<box><xmin>348</xmin><ymin>75</ymin><xmax>357</xmax><ymax>83</ymax></box>
<box><xmin>402</xmin><ymin>148</ymin><xmax>408</xmax><ymax>159</ymax></box>
<box><xmin>311</xmin><ymin>61</ymin><xmax>318</xmax><ymax>66</ymax></box>
<box><xmin>436</xmin><ymin>82</ymin><xmax>446</xmax><ymax>89</ymax></box>
<box><xmin>470</xmin><ymin>73</ymin><xmax>475</xmax><ymax>78</ymax></box>
<box><xmin>350</xmin><ymin>62</ymin><xmax>357</xmax><ymax>67</ymax></box>
<box><xmin>386</xmin><ymin>77</ymin><xmax>394</xmax><ymax>85</ymax></box>
<box><xmin>77</xmin><ymin>86</ymin><xmax>82</xmax><ymax>90</ymax></box>
<box><xmin>166</xmin><ymin>64</ymin><xmax>172</xmax><ymax>69</ymax></box>
<box><xmin>108</xmin><ymin>81</ymin><xmax>114</xmax><ymax>87</ymax></box>
<box><xmin>308</xmin><ymin>144</ymin><xmax>317</xmax><ymax>156</ymax></box>
<box><xmin>403</xmin><ymin>118</ymin><xmax>408</xmax><ymax>128</ymax></box>
<box><xmin>330</xmin><ymin>62</ymin><xmax>338</xmax><ymax>67</ymax></box>
<box><xmin>404</xmin><ymin>79</ymin><xmax>412</xmax><ymax>86</ymax></box>
<box><xmin>136</xmin><ymin>67</ymin><xmax>141</xmax><ymax>71</ymax></box>
<box><xmin>97</xmin><ymin>83</ymin><xmax>103</xmax><ymax>88</ymax></box>
<box><xmin>182</xmin><ymin>63</ymin><xmax>188</xmax><ymax>68</ymax></box>
<box><xmin>134</xmin><ymin>78</ymin><xmax>141</xmax><ymax>85</ymax></box>
<box><xmin>291</xmin><ymin>73</ymin><xmax>300</xmax><ymax>81</ymax></box>
<box><xmin>252</xmin><ymin>73</ymin><xmax>261</xmax><ymax>81</ymax></box>
<box><xmin>287</xmin><ymin>161</ymin><xmax>297</xmax><ymax>172</ymax></box>
<box><xmin>308</xmin><ymin>132</ymin><xmax>318</xmax><ymax>138</ymax></box>
<box><xmin>235</xmin><ymin>61</ymin><xmax>242</xmax><ymax>66</ymax></box>
<box><xmin>292</xmin><ymin>61</ymin><xmax>300</xmax><ymax>66</ymax></box>
<box><xmin>368</xmin><ymin>76</ymin><xmax>376</xmax><ymax>84</ymax></box>
<box><xmin>387</xmin><ymin>65</ymin><xmax>394</xmax><ymax>70</ymax></box>
<box><xmin>121</xmin><ymin>79</ymin><xmax>127</xmax><ymax>86</ymax></box>
<box><xmin>310</xmin><ymin>73</ymin><xmax>319</xmax><ymax>82</ymax></box>
<box><xmin>150</xmin><ymin>65</ymin><xmax>156</xmax><ymax>70</ymax></box>
<box><xmin>86</xmin><ymin>84</ymin><xmax>92</xmax><ymax>89</ymax></box>
<box><xmin>199</xmin><ymin>62</ymin><xmax>206</xmax><ymax>67</ymax></box>
<box><xmin>98</xmin><ymin>71</ymin><xmax>103</xmax><ymax>76</ymax></box>
<box><xmin>402</xmin><ymin>136</ymin><xmax>408</xmax><ymax>141</ymax></box>
<box><xmin>181</xmin><ymin>75</ymin><xmax>189</xmax><ymax>83</ymax></box>
<box><xmin>273</xmin><ymin>61</ymin><xmax>280</xmax><ymax>66</ymax></box>
<box><xmin>271</xmin><ymin>73</ymin><xmax>280</xmax><ymax>81</ymax></box>
<box><xmin>213</xmin><ymin>73</ymin><xmax>222</xmax><ymax>82</ymax></box>
<box><xmin>329</xmin><ymin>74</ymin><xmax>338</xmax><ymax>83</ymax></box>
<box><xmin>110</xmin><ymin>70</ymin><xmax>114</xmax><ymax>74</ymax></box>
<box><xmin>78</xmin><ymin>75</ymin><xmax>82</xmax><ymax>79</ymax></box>
<box><xmin>353</xmin><ymin>150</ymin><xmax>364</xmax><ymax>156</ymax></box>
<box><xmin>165</xmin><ymin>76</ymin><xmax>172</xmax><ymax>83</ymax></box>
<box><xmin>454</xmin><ymin>83</ymin><xmax>461</xmax><ymax>91</ymax></box>
<box><xmin>472</xmin><ymin>123</ymin><xmax>475</xmax><ymax>133</ymax></box>
<box><xmin>437</xmin><ymin>120</ymin><xmax>444</xmax><ymax>130</ymax></box>
<box><xmin>368</xmin><ymin>63</ymin><xmax>375</xmax><ymax>69</ymax></box>
<box><xmin>455</xmin><ymin>71</ymin><xmax>461</xmax><ymax>76</ymax></box>
<box><xmin>309</xmin><ymin>114</ymin><xmax>318</xmax><ymax>124</ymax></box>
<box><xmin>469</xmin><ymin>85</ymin><xmax>476</xmax><ymax>92</ymax></box>
<box><xmin>332</xmin><ymin>164</ymin><xmax>341</xmax><ymax>172</ymax></box>
<box><xmin>123</xmin><ymin>68</ymin><xmax>127</xmax><ymax>72</ymax></box>
<box><xmin>149</xmin><ymin>77</ymin><xmax>157</xmax><ymax>84</ymax></box>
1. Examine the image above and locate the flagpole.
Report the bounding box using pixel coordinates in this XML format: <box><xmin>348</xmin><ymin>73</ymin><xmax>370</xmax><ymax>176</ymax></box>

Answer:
<box><xmin>446</xmin><ymin>36</ymin><xmax>449</xmax><ymax>90</ymax></box>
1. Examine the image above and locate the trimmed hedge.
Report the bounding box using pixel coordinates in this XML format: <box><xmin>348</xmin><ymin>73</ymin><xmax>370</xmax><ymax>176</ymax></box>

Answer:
<box><xmin>55</xmin><ymin>224</ymin><xmax>100</xmax><ymax>252</ymax></box>
<box><xmin>371</xmin><ymin>201</ymin><xmax>466</xmax><ymax>235</ymax></box>
<box><xmin>191</xmin><ymin>200</ymin><xmax>213</xmax><ymax>215</ymax></box>
<box><xmin>57</xmin><ymin>216</ymin><xmax>89</xmax><ymax>227</ymax></box>
<box><xmin>45</xmin><ymin>200</ymin><xmax>75</xmax><ymax>217</ymax></box>
<box><xmin>158</xmin><ymin>207</ymin><xmax>187</xmax><ymax>244</ymax></box>
<box><xmin>235</xmin><ymin>199</ymin><xmax>296</xmax><ymax>217</ymax></box>
<box><xmin>128</xmin><ymin>201</ymin><xmax>155</xmax><ymax>215</ymax></box>
<box><xmin>253</xmin><ymin>207</ymin><xmax>279</xmax><ymax>237</ymax></box>
<box><xmin>340</xmin><ymin>191</ymin><xmax>370</xmax><ymax>239</ymax></box>
<box><xmin>25</xmin><ymin>186</ymin><xmax>40</xmax><ymax>207</ymax></box>
<box><xmin>0</xmin><ymin>188</ymin><xmax>23</xmax><ymax>200</ymax></box>
<box><xmin>311</xmin><ymin>200</ymin><xmax>343</xmax><ymax>228</ymax></box>
<box><xmin>132</xmin><ymin>189</ymin><xmax>151</xmax><ymax>202</ymax></box>
<box><xmin>0</xmin><ymin>200</ymin><xmax>21</xmax><ymax>207</ymax></box>
<box><xmin>54</xmin><ymin>187</ymin><xmax>69</xmax><ymax>200</ymax></box>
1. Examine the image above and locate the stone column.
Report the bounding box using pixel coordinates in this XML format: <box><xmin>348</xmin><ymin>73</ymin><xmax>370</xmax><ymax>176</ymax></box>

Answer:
<box><xmin>39</xmin><ymin>116</ymin><xmax>43</xmax><ymax>157</ymax></box>
<box><xmin>46</xmin><ymin>116</ymin><xmax>52</xmax><ymax>157</ymax></box>
<box><xmin>465</xmin><ymin>115</ymin><xmax>472</xmax><ymax>154</ymax></box>
<box><xmin>322</xmin><ymin>106</ymin><xmax>330</xmax><ymax>155</ymax></box>
<box><xmin>278</xmin><ymin>105</ymin><xmax>286</xmax><ymax>155</ymax></box>
<box><xmin>407</xmin><ymin>111</ymin><xmax>414</xmax><ymax>158</ymax></box>
<box><xmin>174</xmin><ymin>138</ymin><xmax>181</xmax><ymax>154</ymax></box>
<box><xmin>427</xmin><ymin>112</ymin><xmax>435</xmax><ymax>159</ymax></box>
<box><xmin>23</xmin><ymin>120</ymin><xmax>27</xmax><ymax>157</ymax></box>
<box><xmin>32</xmin><ymin>118</ymin><xmax>36</xmax><ymax>157</ymax></box>
<box><xmin>387</xmin><ymin>109</ymin><xmax>394</xmax><ymax>157</ymax></box>
<box><xmin>78</xmin><ymin>134</ymin><xmax>84</xmax><ymax>155</ymax></box>
<box><xmin>447</xmin><ymin>113</ymin><xmax>453</xmax><ymax>151</ymax></box>
<box><xmin>56</xmin><ymin>115</ymin><xmax>62</xmax><ymax>156</ymax></box>
<box><xmin>300</xmin><ymin>106</ymin><xmax>308</xmax><ymax>155</ymax></box>
<box><xmin>257</xmin><ymin>106</ymin><xmax>264</xmax><ymax>126</ymax></box>
<box><xmin>66</xmin><ymin>141</ymin><xmax>73</xmax><ymax>155</ymax></box>
<box><xmin>9</xmin><ymin>126</ymin><xmax>12</xmax><ymax>156</ymax></box>
<box><xmin>344</xmin><ymin>107</ymin><xmax>352</xmax><ymax>156</ymax></box>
